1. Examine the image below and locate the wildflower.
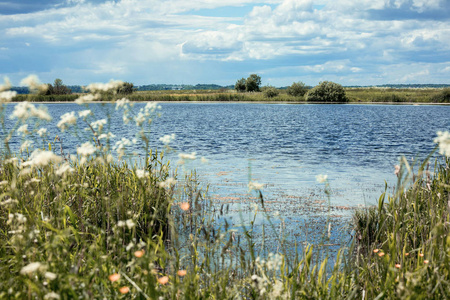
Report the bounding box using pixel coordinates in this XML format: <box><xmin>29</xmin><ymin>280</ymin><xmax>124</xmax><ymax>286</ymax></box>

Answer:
<box><xmin>0</xmin><ymin>199</ymin><xmax>18</xmax><ymax>207</ymax></box>
<box><xmin>78</xmin><ymin>110</ymin><xmax>91</xmax><ymax>118</ymax></box>
<box><xmin>109</xmin><ymin>273</ymin><xmax>120</xmax><ymax>282</ymax></box>
<box><xmin>117</xmin><ymin>221</ymin><xmax>125</xmax><ymax>227</ymax></box>
<box><xmin>98</xmin><ymin>132</ymin><xmax>116</xmax><ymax>140</ymax></box>
<box><xmin>22</xmin><ymin>150</ymin><xmax>62</xmax><ymax>168</ymax></box>
<box><xmin>55</xmin><ymin>163</ymin><xmax>74</xmax><ymax>176</ymax></box>
<box><xmin>134</xmin><ymin>250</ymin><xmax>144</xmax><ymax>258</ymax></box>
<box><xmin>119</xmin><ymin>286</ymin><xmax>130</xmax><ymax>294</ymax></box>
<box><xmin>86</xmin><ymin>80</ymin><xmax>124</xmax><ymax>93</ymax></box>
<box><xmin>77</xmin><ymin>142</ymin><xmax>97</xmax><ymax>156</ymax></box>
<box><xmin>159</xmin><ymin>134</ymin><xmax>176</xmax><ymax>144</ymax></box>
<box><xmin>316</xmin><ymin>174</ymin><xmax>328</xmax><ymax>183</ymax></box>
<box><xmin>248</xmin><ymin>181</ymin><xmax>263</xmax><ymax>192</ymax></box>
<box><xmin>419</xmin><ymin>253</ymin><xmax>424</xmax><ymax>257</ymax></box>
<box><xmin>125</xmin><ymin>219</ymin><xmax>135</xmax><ymax>229</ymax></box>
<box><xmin>37</xmin><ymin>128</ymin><xmax>47</xmax><ymax>137</ymax></box>
<box><xmin>57</xmin><ymin>111</ymin><xmax>77</xmax><ymax>131</ymax></box>
<box><xmin>373</xmin><ymin>249</ymin><xmax>379</xmax><ymax>253</ymax></box>
<box><xmin>43</xmin><ymin>292</ymin><xmax>60</xmax><ymax>300</ymax></box>
<box><xmin>0</xmin><ymin>76</ymin><xmax>12</xmax><ymax>92</ymax></box>
<box><xmin>91</xmin><ymin>119</ymin><xmax>107</xmax><ymax>131</ymax></box>
<box><xmin>158</xmin><ymin>276</ymin><xmax>169</xmax><ymax>285</ymax></box>
<box><xmin>135</xmin><ymin>112</ymin><xmax>146</xmax><ymax>126</ymax></box>
<box><xmin>177</xmin><ymin>270</ymin><xmax>187</xmax><ymax>277</ymax></box>
<box><xmin>44</xmin><ymin>272</ymin><xmax>57</xmax><ymax>281</ymax></box>
<box><xmin>20</xmin><ymin>140</ymin><xmax>33</xmax><ymax>152</ymax></box>
<box><xmin>201</xmin><ymin>157</ymin><xmax>209</xmax><ymax>163</ymax></box>
<box><xmin>179</xmin><ymin>202</ymin><xmax>190</xmax><ymax>211</ymax></box>
<box><xmin>159</xmin><ymin>177</ymin><xmax>177</xmax><ymax>189</ymax></box>
<box><xmin>136</xmin><ymin>169</ymin><xmax>149</xmax><ymax>179</ymax></box>
<box><xmin>178</xmin><ymin>152</ymin><xmax>196</xmax><ymax>160</ymax></box>
<box><xmin>20</xmin><ymin>75</ymin><xmax>47</xmax><ymax>93</ymax></box>
<box><xmin>17</xmin><ymin>124</ymin><xmax>29</xmax><ymax>135</ymax></box>
<box><xmin>378</xmin><ymin>252</ymin><xmax>385</xmax><ymax>257</ymax></box>
<box><xmin>405</xmin><ymin>253</ymin><xmax>409</xmax><ymax>256</ymax></box>
<box><xmin>75</xmin><ymin>93</ymin><xmax>100</xmax><ymax>104</ymax></box>
<box><xmin>434</xmin><ymin>131</ymin><xmax>450</xmax><ymax>157</ymax></box>
<box><xmin>0</xmin><ymin>90</ymin><xmax>17</xmax><ymax>102</ymax></box>
<box><xmin>395</xmin><ymin>264</ymin><xmax>401</xmax><ymax>269</ymax></box>
<box><xmin>12</xmin><ymin>102</ymin><xmax>51</xmax><ymax>121</ymax></box>
<box><xmin>394</xmin><ymin>165</ymin><xmax>400</xmax><ymax>176</ymax></box>
<box><xmin>116</xmin><ymin>98</ymin><xmax>130</xmax><ymax>110</ymax></box>
<box><xmin>20</xmin><ymin>262</ymin><xmax>44</xmax><ymax>275</ymax></box>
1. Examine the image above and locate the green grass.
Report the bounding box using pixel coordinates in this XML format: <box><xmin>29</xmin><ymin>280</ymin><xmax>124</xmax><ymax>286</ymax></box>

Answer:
<box><xmin>1</xmin><ymin>84</ymin><xmax>450</xmax><ymax>299</ymax></box>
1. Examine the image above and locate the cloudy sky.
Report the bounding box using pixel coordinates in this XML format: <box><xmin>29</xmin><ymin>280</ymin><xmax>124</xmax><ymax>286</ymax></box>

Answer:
<box><xmin>1</xmin><ymin>0</ymin><xmax>449</xmax><ymax>86</ymax></box>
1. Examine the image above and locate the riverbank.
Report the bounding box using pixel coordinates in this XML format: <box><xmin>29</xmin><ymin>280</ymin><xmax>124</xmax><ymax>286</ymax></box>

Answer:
<box><xmin>10</xmin><ymin>87</ymin><xmax>450</xmax><ymax>104</ymax></box>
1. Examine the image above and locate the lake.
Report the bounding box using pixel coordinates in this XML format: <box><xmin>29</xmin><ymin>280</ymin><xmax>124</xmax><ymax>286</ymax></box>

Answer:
<box><xmin>3</xmin><ymin>102</ymin><xmax>450</xmax><ymax>250</ymax></box>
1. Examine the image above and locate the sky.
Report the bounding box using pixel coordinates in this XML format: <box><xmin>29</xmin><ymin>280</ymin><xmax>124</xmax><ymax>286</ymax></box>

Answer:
<box><xmin>0</xmin><ymin>0</ymin><xmax>449</xmax><ymax>87</ymax></box>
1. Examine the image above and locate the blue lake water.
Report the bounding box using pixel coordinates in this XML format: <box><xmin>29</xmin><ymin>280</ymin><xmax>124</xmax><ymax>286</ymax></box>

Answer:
<box><xmin>2</xmin><ymin>102</ymin><xmax>450</xmax><ymax>250</ymax></box>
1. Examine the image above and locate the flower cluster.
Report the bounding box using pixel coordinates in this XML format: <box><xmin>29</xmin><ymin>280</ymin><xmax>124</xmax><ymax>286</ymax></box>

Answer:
<box><xmin>434</xmin><ymin>131</ymin><xmax>450</xmax><ymax>157</ymax></box>
<box><xmin>12</xmin><ymin>102</ymin><xmax>52</xmax><ymax>121</ymax></box>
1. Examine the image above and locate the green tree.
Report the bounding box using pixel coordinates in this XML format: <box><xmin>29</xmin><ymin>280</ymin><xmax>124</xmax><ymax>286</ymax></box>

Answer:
<box><xmin>234</xmin><ymin>78</ymin><xmax>246</xmax><ymax>92</ymax></box>
<box><xmin>245</xmin><ymin>74</ymin><xmax>261</xmax><ymax>92</ymax></box>
<box><xmin>287</xmin><ymin>81</ymin><xmax>308</xmax><ymax>97</ymax></box>
<box><xmin>117</xmin><ymin>82</ymin><xmax>135</xmax><ymax>95</ymax></box>
<box><xmin>305</xmin><ymin>81</ymin><xmax>348</xmax><ymax>102</ymax></box>
<box><xmin>43</xmin><ymin>79</ymin><xmax>71</xmax><ymax>95</ymax></box>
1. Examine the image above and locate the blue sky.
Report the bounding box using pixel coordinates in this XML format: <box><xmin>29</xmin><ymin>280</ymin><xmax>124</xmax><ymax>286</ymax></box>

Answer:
<box><xmin>0</xmin><ymin>0</ymin><xmax>449</xmax><ymax>86</ymax></box>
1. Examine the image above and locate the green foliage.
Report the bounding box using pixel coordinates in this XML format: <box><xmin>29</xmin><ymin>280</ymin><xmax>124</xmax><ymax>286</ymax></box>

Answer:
<box><xmin>42</xmin><ymin>78</ymin><xmax>72</xmax><ymax>95</ymax></box>
<box><xmin>235</xmin><ymin>78</ymin><xmax>246</xmax><ymax>92</ymax></box>
<box><xmin>116</xmin><ymin>82</ymin><xmax>136</xmax><ymax>95</ymax></box>
<box><xmin>306</xmin><ymin>81</ymin><xmax>348</xmax><ymax>102</ymax></box>
<box><xmin>287</xmin><ymin>81</ymin><xmax>308</xmax><ymax>97</ymax></box>
<box><xmin>245</xmin><ymin>74</ymin><xmax>262</xmax><ymax>92</ymax></box>
<box><xmin>430</xmin><ymin>88</ymin><xmax>450</xmax><ymax>103</ymax></box>
<box><xmin>262</xmin><ymin>85</ymin><xmax>279</xmax><ymax>98</ymax></box>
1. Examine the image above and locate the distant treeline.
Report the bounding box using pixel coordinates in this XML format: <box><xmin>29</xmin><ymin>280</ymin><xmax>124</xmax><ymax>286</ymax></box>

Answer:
<box><xmin>137</xmin><ymin>84</ymin><xmax>234</xmax><ymax>91</ymax></box>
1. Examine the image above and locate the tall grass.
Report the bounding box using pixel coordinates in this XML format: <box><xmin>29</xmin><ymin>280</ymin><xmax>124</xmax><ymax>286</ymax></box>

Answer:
<box><xmin>1</xmin><ymin>76</ymin><xmax>450</xmax><ymax>299</ymax></box>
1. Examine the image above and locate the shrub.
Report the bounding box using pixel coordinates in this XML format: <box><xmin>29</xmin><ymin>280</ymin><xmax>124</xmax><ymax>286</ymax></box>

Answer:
<box><xmin>263</xmin><ymin>86</ymin><xmax>279</xmax><ymax>98</ymax></box>
<box><xmin>234</xmin><ymin>78</ymin><xmax>246</xmax><ymax>92</ymax></box>
<box><xmin>430</xmin><ymin>88</ymin><xmax>450</xmax><ymax>103</ymax></box>
<box><xmin>287</xmin><ymin>81</ymin><xmax>308</xmax><ymax>97</ymax></box>
<box><xmin>306</xmin><ymin>81</ymin><xmax>348</xmax><ymax>102</ymax></box>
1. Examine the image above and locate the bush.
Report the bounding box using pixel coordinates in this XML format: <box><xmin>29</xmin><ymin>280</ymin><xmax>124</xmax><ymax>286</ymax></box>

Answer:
<box><xmin>234</xmin><ymin>78</ymin><xmax>246</xmax><ymax>92</ymax></box>
<box><xmin>287</xmin><ymin>81</ymin><xmax>308</xmax><ymax>97</ymax></box>
<box><xmin>431</xmin><ymin>88</ymin><xmax>450</xmax><ymax>103</ymax></box>
<box><xmin>306</xmin><ymin>81</ymin><xmax>348</xmax><ymax>102</ymax></box>
<box><xmin>263</xmin><ymin>86</ymin><xmax>279</xmax><ymax>98</ymax></box>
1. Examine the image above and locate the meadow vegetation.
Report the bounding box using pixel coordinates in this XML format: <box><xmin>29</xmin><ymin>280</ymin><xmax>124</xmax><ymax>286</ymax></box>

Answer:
<box><xmin>0</xmin><ymin>76</ymin><xmax>450</xmax><ymax>299</ymax></box>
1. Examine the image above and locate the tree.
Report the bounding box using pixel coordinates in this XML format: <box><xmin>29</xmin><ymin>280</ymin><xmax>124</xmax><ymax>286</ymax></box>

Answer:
<box><xmin>245</xmin><ymin>74</ymin><xmax>261</xmax><ymax>92</ymax></box>
<box><xmin>263</xmin><ymin>86</ymin><xmax>279</xmax><ymax>98</ymax></box>
<box><xmin>42</xmin><ymin>79</ymin><xmax>71</xmax><ymax>95</ymax></box>
<box><xmin>305</xmin><ymin>81</ymin><xmax>348</xmax><ymax>102</ymax></box>
<box><xmin>235</xmin><ymin>78</ymin><xmax>246</xmax><ymax>92</ymax></box>
<box><xmin>287</xmin><ymin>81</ymin><xmax>308</xmax><ymax>97</ymax></box>
<box><xmin>117</xmin><ymin>82</ymin><xmax>135</xmax><ymax>95</ymax></box>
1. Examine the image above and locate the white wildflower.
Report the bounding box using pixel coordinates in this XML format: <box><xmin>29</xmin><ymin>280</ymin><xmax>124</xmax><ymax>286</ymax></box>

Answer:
<box><xmin>57</xmin><ymin>111</ymin><xmax>77</xmax><ymax>132</ymax></box>
<box><xmin>178</xmin><ymin>152</ymin><xmax>196</xmax><ymax>160</ymax></box>
<box><xmin>132</xmin><ymin>138</ymin><xmax>138</xmax><ymax>144</ymax></box>
<box><xmin>98</xmin><ymin>132</ymin><xmax>116</xmax><ymax>140</ymax></box>
<box><xmin>86</xmin><ymin>80</ymin><xmax>124</xmax><ymax>93</ymax></box>
<box><xmin>78</xmin><ymin>110</ymin><xmax>91</xmax><ymax>118</ymax></box>
<box><xmin>159</xmin><ymin>177</ymin><xmax>177</xmax><ymax>188</ymax></box>
<box><xmin>117</xmin><ymin>220</ymin><xmax>125</xmax><ymax>227</ymax></box>
<box><xmin>17</xmin><ymin>124</ymin><xmax>29</xmax><ymax>135</ymax></box>
<box><xmin>20</xmin><ymin>262</ymin><xmax>44</xmax><ymax>275</ymax></box>
<box><xmin>0</xmin><ymin>90</ymin><xmax>17</xmax><ymax>102</ymax></box>
<box><xmin>75</xmin><ymin>93</ymin><xmax>100</xmax><ymax>104</ymax></box>
<box><xmin>135</xmin><ymin>112</ymin><xmax>146</xmax><ymax>126</ymax></box>
<box><xmin>5</xmin><ymin>157</ymin><xmax>18</xmax><ymax>165</ymax></box>
<box><xmin>90</xmin><ymin>119</ymin><xmax>107</xmax><ymax>131</ymax></box>
<box><xmin>44</xmin><ymin>292</ymin><xmax>60</xmax><ymax>299</ymax></box>
<box><xmin>12</xmin><ymin>102</ymin><xmax>51</xmax><ymax>121</ymax></box>
<box><xmin>201</xmin><ymin>157</ymin><xmax>208</xmax><ymax>163</ymax></box>
<box><xmin>159</xmin><ymin>134</ymin><xmax>175</xmax><ymax>145</ymax></box>
<box><xmin>44</xmin><ymin>272</ymin><xmax>57</xmax><ymax>281</ymax></box>
<box><xmin>77</xmin><ymin>142</ymin><xmax>97</xmax><ymax>156</ymax></box>
<box><xmin>0</xmin><ymin>199</ymin><xmax>18</xmax><ymax>207</ymax></box>
<box><xmin>126</xmin><ymin>219</ymin><xmax>135</xmax><ymax>229</ymax></box>
<box><xmin>116</xmin><ymin>97</ymin><xmax>130</xmax><ymax>110</ymax></box>
<box><xmin>0</xmin><ymin>180</ymin><xmax>8</xmax><ymax>186</ymax></box>
<box><xmin>106</xmin><ymin>154</ymin><xmax>114</xmax><ymax>163</ymax></box>
<box><xmin>434</xmin><ymin>131</ymin><xmax>450</xmax><ymax>157</ymax></box>
<box><xmin>394</xmin><ymin>165</ymin><xmax>400</xmax><ymax>176</ymax></box>
<box><xmin>22</xmin><ymin>150</ymin><xmax>62</xmax><ymax>168</ymax></box>
<box><xmin>316</xmin><ymin>174</ymin><xmax>328</xmax><ymax>183</ymax></box>
<box><xmin>136</xmin><ymin>169</ymin><xmax>149</xmax><ymax>179</ymax></box>
<box><xmin>0</xmin><ymin>77</ymin><xmax>12</xmax><ymax>92</ymax></box>
<box><xmin>248</xmin><ymin>181</ymin><xmax>263</xmax><ymax>192</ymax></box>
<box><xmin>125</xmin><ymin>241</ymin><xmax>134</xmax><ymax>251</ymax></box>
<box><xmin>37</xmin><ymin>128</ymin><xmax>47</xmax><ymax>137</ymax></box>
<box><xmin>20</xmin><ymin>75</ymin><xmax>47</xmax><ymax>93</ymax></box>
<box><xmin>55</xmin><ymin>163</ymin><xmax>74</xmax><ymax>176</ymax></box>
<box><xmin>20</xmin><ymin>140</ymin><xmax>33</xmax><ymax>152</ymax></box>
